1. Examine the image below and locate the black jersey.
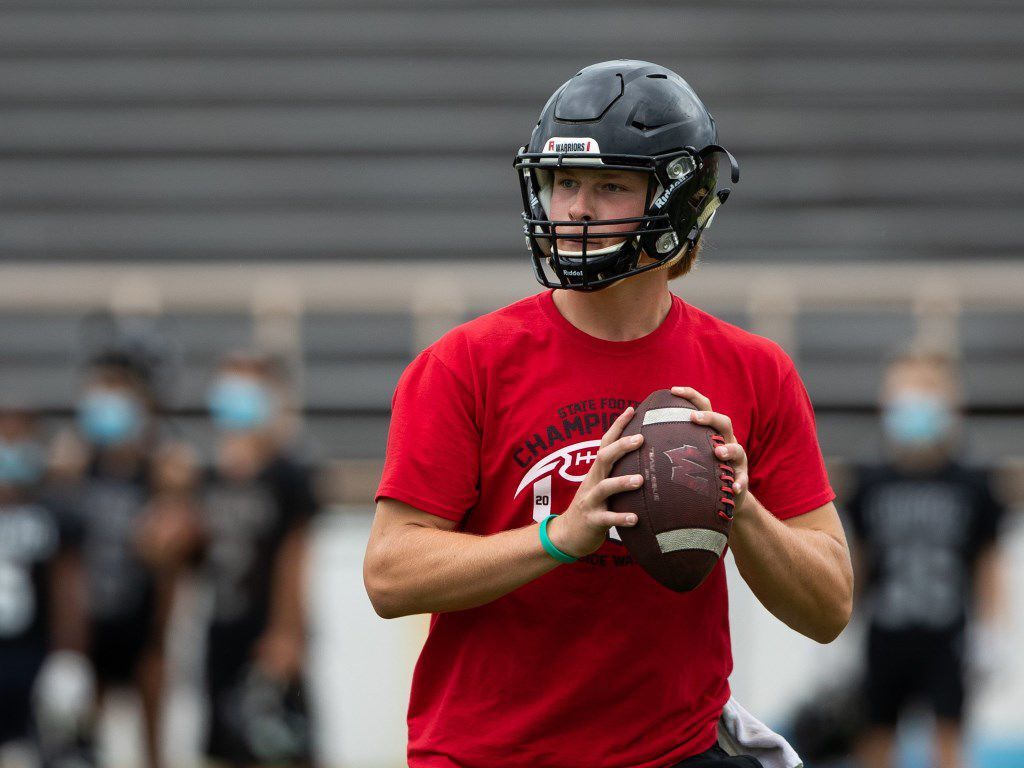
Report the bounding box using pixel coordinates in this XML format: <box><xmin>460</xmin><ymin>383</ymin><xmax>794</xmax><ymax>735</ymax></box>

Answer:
<box><xmin>200</xmin><ymin>454</ymin><xmax>316</xmax><ymax>763</ymax></box>
<box><xmin>77</xmin><ymin>465</ymin><xmax>156</xmax><ymax>626</ymax></box>
<box><xmin>845</xmin><ymin>461</ymin><xmax>1004</xmax><ymax>634</ymax></box>
<box><xmin>201</xmin><ymin>454</ymin><xmax>316</xmax><ymax>631</ymax></box>
<box><xmin>0</xmin><ymin>497</ymin><xmax>80</xmax><ymax>655</ymax></box>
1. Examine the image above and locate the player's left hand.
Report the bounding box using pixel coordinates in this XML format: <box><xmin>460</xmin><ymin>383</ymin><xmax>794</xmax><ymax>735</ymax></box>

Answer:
<box><xmin>671</xmin><ymin>386</ymin><xmax>749</xmax><ymax>517</ymax></box>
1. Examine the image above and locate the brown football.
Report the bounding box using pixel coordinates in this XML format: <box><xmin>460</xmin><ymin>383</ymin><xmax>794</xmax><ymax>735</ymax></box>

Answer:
<box><xmin>608</xmin><ymin>389</ymin><xmax>736</xmax><ymax>592</ymax></box>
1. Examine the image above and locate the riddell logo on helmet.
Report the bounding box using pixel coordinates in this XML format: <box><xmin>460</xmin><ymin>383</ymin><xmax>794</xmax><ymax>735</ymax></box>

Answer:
<box><xmin>653</xmin><ymin>178</ymin><xmax>686</xmax><ymax>209</ymax></box>
<box><xmin>544</xmin><ymin>137</ymin><xmax>600</xmax><ymax>154</ymax></box>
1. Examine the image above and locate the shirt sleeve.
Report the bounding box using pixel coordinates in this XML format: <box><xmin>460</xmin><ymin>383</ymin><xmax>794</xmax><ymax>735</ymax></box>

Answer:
<box><xmin>55</xmin><ymin>501</ymin><xmax>85</xmax><ymax>551</ymax></box>
<box><xmin>37</xmin><ymin>488</ymin><xmax>85</xmax><ymax>551</ymax></box>
<box><xmin>747</xmin><ymin>361</ymin><xmax>836</xmax><ymax>521</ymax></box>
<box><xmin>282</xmin><ymin>462</ymin><xmax>318</xmax><ymax>526</ymax></box>
<box><xmin>375</xmin><ymin>348</ymin><xmax>481</xmax><ymax>523</ymax></box>
<box><xmin>972</xmin><ymin>469</ymin><xmax>1006</xmax><ymax>552</ymax></box>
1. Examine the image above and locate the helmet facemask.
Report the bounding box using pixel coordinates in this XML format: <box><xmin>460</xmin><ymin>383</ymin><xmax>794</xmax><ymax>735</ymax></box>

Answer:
<box><xmin>515</xmin><ymin>147</ymin><xmax>735</xmax><ymax>291</ymax></box>
<box><xmin>513</xmin><ymin>60</ymin><xmax>740</xmax><ymax>291</ymax></box>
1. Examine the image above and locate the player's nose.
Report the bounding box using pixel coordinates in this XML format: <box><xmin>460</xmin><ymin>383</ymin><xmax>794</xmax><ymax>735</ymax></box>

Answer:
<box><xmin>568</xmin><ymin>187</ymin><xmax>594</xmax><ymax>222</ymax></box>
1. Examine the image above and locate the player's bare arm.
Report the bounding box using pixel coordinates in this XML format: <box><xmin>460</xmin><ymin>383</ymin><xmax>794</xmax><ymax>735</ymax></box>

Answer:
<box><xmin>257</xmin><ymin>523</ymin><xmax>309</xmax><ymax>681</ymax></box>
<box><xmin>364</xmin><ymin>407</ymin><xmax>644</xmax><ymax>618</ymax></box>
<box><xmin>672</xmin><ymin>386</ymin><xmax>853</xmax><ymax>643</ymax></box>
<box><xmin>974</xmin><ymin>543</ymin><xmax>1004</xmax><ymax>625</ymax></box>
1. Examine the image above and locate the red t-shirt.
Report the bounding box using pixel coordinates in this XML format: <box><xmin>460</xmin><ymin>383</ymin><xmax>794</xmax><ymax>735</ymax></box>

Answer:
<box><xmin>376</xmin><ymin>290</ymin><xmax>834</xmax><ymax>768</ymax></box>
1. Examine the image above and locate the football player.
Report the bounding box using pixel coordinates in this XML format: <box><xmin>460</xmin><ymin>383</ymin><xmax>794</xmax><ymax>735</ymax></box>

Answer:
<box><xmin>193</xmin><ymin>352</ymin><xmax>316</xmax><ymax>768</ymax></box>
<box><xmin>848</xmin><ymin>351</ymin><xmax>1006</xmax><ymax>768</ymax></box>
<box><xmin>365</xmin><ymin>60</ymin><xmax>853</xmax><ymax>767</ymax></box>
<box><xmin>56</xmin><ymin>350</ymin><xmax>175</xmax><ymax>768</ymax></box>
<box><xmin>0</xmin><ymin>405</ymin><xmax>92</xmax><ymax>768</ymax></box>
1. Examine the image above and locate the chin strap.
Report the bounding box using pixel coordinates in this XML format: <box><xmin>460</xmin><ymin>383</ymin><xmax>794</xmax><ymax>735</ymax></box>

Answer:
<box><xmin>551</xmin><ymin>236</ymin><xmax>694</xmax><ymax>292</ymax></box>
<box><xmin>594</xmin><ymin>238</ymin><xmax>694</xmax><ymax>292</ymax></box>
<box><xmin>643</xmin><ymin>240</ymin><xmax>693</xmax><ymax>276</ymax></box>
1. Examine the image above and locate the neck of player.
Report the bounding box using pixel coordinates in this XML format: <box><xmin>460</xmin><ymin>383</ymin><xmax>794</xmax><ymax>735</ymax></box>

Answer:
<box><xmin>553</xmin><ymin>266</ymin><xmax>672</xmax><ymax>342</ymax></box>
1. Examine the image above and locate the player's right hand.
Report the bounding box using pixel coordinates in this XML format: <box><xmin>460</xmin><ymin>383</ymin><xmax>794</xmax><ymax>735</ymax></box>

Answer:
<box><xmin>547</xmin><ymin>406</ymin><xmax>644</xmax><ymax>558</ymax></box>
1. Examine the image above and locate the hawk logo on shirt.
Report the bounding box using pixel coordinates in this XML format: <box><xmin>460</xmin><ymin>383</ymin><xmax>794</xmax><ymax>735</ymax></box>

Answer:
<box><xmin>513</xmin><ymin>440</ymin><xmax>622</xmax><ymax>542</ymax></box>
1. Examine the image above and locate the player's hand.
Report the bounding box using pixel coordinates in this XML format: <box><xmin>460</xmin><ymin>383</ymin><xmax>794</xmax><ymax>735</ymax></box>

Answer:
<box><xmin>547</xmin><ymin>406</ymin><xmax>644</xmax><ymax>558</ymax></box>
<box><xmin>151</xmin><ymin>440</ymin><xmax>200</xmax><ymax>493</ymax></box>
<box><xmin>671</xmin><ymin>386</ymin><xmax>749</xmax><ymax>515</ymax></box>
<box><xmin>135</xmin><ymin>495</ymin><xmax>204</xmax><ymax>569</ymax></box>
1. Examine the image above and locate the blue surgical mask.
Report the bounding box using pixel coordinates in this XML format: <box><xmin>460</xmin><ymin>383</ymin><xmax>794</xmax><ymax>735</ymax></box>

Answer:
<box><xmin>883</xmin><ymin>391</ymin><xmax>953</xmax><ymax>448</ymax></box>
<box><xmin>0</xmin><ymin>439</ymin><xmax>45</xmax><ymax>486</ymax></box>
<box><xmin>207</xmin><ymin>376</ymin><xmax>275</xmax><ymax>432</ymax></box>
<box><xmin>77</xmin><ymin>390</ymin><xmax>144</xmax><ymax>447</ymax></box>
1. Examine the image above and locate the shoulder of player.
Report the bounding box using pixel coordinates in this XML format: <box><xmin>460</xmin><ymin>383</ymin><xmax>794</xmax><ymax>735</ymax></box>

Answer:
<box><xmin>419</xmin><ymin>293</ymin><xmax>542</xmax><ymax>367</ymax></box>
<box><xmin>681</xmin><ymin>301</ymin><xmax>796</xmax><ymax>378</ymax></box>
<box><xmin>255</xmin><ymin>451</ymin><xmax>311</xmax><ymax>483</ymax></box>
<box><xmin>946</xmin><ymin>461</ymin><xmax>995</xmax><ymax>489</ymax></box>
<box><xmin>203</xmin><ymin>452</ymin><xmax>308</xmax><ymax>490</ymax></box>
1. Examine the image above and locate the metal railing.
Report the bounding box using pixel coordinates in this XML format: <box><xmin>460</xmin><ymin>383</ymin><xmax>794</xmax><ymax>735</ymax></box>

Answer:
<box><xmin>3</xmin><ymin>259</ymin><xmax>1022</xmax><ymax>365</ymax></box>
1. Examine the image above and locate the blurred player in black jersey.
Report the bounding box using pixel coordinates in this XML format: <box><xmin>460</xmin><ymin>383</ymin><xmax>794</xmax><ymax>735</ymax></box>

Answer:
<box><xmin>159</xmin><ymin>352</ymin><xmax>317</xmax><ymax>767</ymax></box>
<box><xmin>0</xmin><ymin>405</ymin><xmax>92</xmax><ymax>767</ymax></box>
<box><xmin>51</xmin><ymin>350</ymin><xmax>177</xmax><ymax>768</ymax></box>
<box><xmin>847</xmin><ymin>351</ymin><xmax>1006</xmax><ymax>768</ymax></box>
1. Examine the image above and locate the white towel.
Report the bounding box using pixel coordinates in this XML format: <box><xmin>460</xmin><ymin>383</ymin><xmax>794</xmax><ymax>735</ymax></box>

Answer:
<box><xmin>716</xmin><ymin>696</ymin><xmax>803</xmax><ymax>768</ymax></box>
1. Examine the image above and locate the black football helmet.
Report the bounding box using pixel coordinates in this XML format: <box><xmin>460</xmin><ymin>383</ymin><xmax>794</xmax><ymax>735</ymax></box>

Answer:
<box><xmin>514</xmin><ymin>60</ymin><xmax>739</xmax><ymax>291</ymax></box>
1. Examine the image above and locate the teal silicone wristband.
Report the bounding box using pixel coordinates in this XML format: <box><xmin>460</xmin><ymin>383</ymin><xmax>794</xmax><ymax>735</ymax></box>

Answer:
<box><xmin>539</xmin><ymin>514</ymin><xmax>578</xmax><ymax>564</ymax></box>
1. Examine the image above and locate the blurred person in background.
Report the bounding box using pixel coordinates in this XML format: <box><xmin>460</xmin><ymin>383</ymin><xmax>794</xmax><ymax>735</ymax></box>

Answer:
<box><xmin>846</xmin><ymin>350</ymin><xmax>1007</xmax><ymax>768</ymax></box>
<box><xmin>50</xmin><ymin>350</ymin><xmax>177</xmax><ymax>768</ymax></box>
<box><xmin>0</xmin><ymin>406</ymin><xmax>92</xmax><ymax>768</ymax></box>
<box><xmin>154</xmin><ymin>352</ymin><xmax>317</xmax><ymax>768</ymax></box>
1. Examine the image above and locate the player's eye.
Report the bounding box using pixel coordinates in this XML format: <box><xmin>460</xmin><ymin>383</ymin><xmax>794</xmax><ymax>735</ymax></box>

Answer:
<box><xmin>604</xmin><ymin>183</ymin><xmax>628</xmax><ymax>193</ymax></box>
<box><xmin>557</xmin><ymin>178</ymin><xmax>578</xmax><ymax>189</ymax></box>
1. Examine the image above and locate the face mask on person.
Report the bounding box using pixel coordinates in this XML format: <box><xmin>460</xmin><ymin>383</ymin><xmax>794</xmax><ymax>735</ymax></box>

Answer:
<box><xmin>207</xmin><ymin>376</ymin><xmax>275</xmax><ymax>432</ymax></box>
<box><xmin>77</xmin><ymin>390</ymin><xmax>144</xmax><ymax>447</ymax></box>
<box><xmin>882</xmin><ymin>390</ymin><xmax>953</xmax><ymax>448</ymax></box>
<box><xmin>0</xmin><ymin>439</ymin><xmax>45</xmax><ymax>486</ymax></box>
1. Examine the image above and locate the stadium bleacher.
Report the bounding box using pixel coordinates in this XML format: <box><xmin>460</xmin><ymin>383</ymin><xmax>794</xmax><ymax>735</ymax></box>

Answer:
<box><xmin>1</xmin><ymin>0</ymin><xmax>1022</xmax><ymax>467</ymax></box>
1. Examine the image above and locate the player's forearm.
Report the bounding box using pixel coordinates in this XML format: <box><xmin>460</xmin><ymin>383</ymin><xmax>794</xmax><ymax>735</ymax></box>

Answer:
<box><xmin>973</xmin><ymin>546</ymin><xmax>1004</xmax><ymax>625</ymax></box>
<box><xmin>267</xmin><ymin>525</ymin><xmax>308</xmax><ymax>636</ymax></box>
<box><xmin>364</xmin><ymin>523</ymin><xmax>560</xmax><ymax>618</ymax></box>
<box><xmin>729</xmin><ymin>496</ymin><xmax>853</xmax><ymax>643</ymax></box>
<box><xmin>49</xmin><ymin>551</ymin><xmax>88</xmax><ymax>652</ymax></box>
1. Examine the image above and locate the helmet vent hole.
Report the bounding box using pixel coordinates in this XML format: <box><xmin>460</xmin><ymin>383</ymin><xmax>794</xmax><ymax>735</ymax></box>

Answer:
<box><xmin>632</xmin><ymin>120</ymin><xmax>668</xmax><ymax>132</ymax></box>
<box><xmin>647</xmin><ymin>74</ymin><xmax>668</xmax><ymax>79</ymax></box>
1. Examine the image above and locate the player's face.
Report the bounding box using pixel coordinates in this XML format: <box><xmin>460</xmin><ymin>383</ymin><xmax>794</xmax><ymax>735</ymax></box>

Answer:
<box><xmin>881</xmin><ymin>360</ymin><xmax>958</xmax><ymax>450</ymax></box>
<box><xmin>882</xmin><ymin>360</ymin><xmax>957</xmax><ymax>408</ymax></box>
<box><xmin>547</xmin><ymin>168</ymin><xmax>648</xmax><ymax>252</ymax></box>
